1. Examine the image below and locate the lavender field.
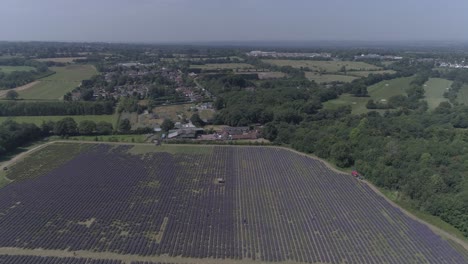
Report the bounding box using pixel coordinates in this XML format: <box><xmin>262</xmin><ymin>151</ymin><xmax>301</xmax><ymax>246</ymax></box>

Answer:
<box><xmin>0</xmin><ymin>143</ymin><xmax>466</xmax><ymax>264</ymax></box>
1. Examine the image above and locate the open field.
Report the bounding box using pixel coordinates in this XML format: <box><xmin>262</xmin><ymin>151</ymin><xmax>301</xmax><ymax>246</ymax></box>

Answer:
<box><xmin>324</xmin><ymin>76</ymin><xmax>415</xmax><ymax>114</ymax></box>
<box><xmin>305</xmin><ymin>72</ymin><xmax>358</xmax><ymax>83</ymax></box>
<box><xmin>0</xmin><ymin>142</ymin><xmax>466</xmax><ymax>263</ymax></box>
<box><xmin>189</xmin><ymin>63</ymin><xmax>254</xmax><ymax>70</ymax></box>
<box><xmin>0</xmin><ymin>81</ymin><xmax>39</xmax><ymax>98</ymax></box>
<box><xmin>236</xmin><ymin>71</ymin><xmax>286</xmax><ymax>79</ymax></box>
<box><xmin>424</xmin><ymin>78</ymin><xmax>452</xmax><ymax>109</ymax></box>
<box><xmin>0</xmin><ymin>65</ymin><xmax>35</xmax><ymax>73</ymax></box>
<box><xmin>367</xmin><ymin>76</ymin><xmax>414</xmax><ymax>101</ymax></box>
<box><xmin>456</xmin><ymin>84</ymin><xmax>468</xmax><ymax>105</ymax></box>
<box><xmin>35</xmin><ymin>57</ymin><xmax>86</xmax><ymax>63</ymax></box>
<box><xmin>348</xmin><ymin>70</ymin><xmax>397</xmax><ymax>77</ymax></box>
<box><xmin>0</xmin><ymin>115</ymin><xmax>118</xmax><ymax>127</ymax></box>
<box><xmin>262</xmin><ymin>59</ymin><xmax>382</xmax><ymax>72</ymax></box>
<box><xmin>18</xmin><ymin>65</ymin><xmax>97</xmax><ymax>100</ymax></box>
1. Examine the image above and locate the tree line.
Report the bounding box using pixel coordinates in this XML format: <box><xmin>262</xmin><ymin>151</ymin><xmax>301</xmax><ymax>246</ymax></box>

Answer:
<box><xmin>0</xmin><ymin>101</ymin><xmax>114</xmax><ymax>116</ymax></box>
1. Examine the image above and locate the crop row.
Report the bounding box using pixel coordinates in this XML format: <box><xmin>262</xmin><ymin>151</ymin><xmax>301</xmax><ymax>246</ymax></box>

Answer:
<box><xmin>0</xmin><ymin>144</ymin><xmax>466</xmax><ymax>263</ymax></box>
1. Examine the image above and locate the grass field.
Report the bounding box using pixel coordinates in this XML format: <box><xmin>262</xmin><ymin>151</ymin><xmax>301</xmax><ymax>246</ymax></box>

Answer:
<box><xmin>348</xmin><ymin>70</ymin><xmax>397</xmax><ymax>77</ymax></box>
<box><xmin>323</xmin><ymin>94</ymin><xmax>370</xmax><ymax>114</ymax></box>
<box><xmin>35</xmin><ymin>57</ymin><xmax>86</xmax><ymax>63</ymax></box>
<box><xmin>367</xmin><ymin>76</ymin><xmax>414</xmax><ymax>101</ymax></box>
<box><xmin>424</xmin><ymin>78</ymin><xmax>452</xmax><ymax>109</ymax></box>
<box><xmin>18</xmin><ymin>65</ymin><xmax>97</xmax><ymax>100</ymax></box>
<box><xmin>189</xmin><ymin>63</ymin><xmax>254</xmax><ymax>70</ymax></box>
<box><xmin>324</xmin><ymin>76</ymin><xmax>415</xmax><ymax>114</ymax></box>
<box><xmin>0</xmin><ymin>143</ymin><xmax>466</xmax><ymax>263</ymax></box>
<box><xmin>262</xmin><ymin>59</ymin><xmax>382</xmax><ymax>72</ymax></box>
<box><xmin>0</xmin><ymin>115</ymin><xmax>118</xmax><ymax>126</ymax></box>
<box><xmin>305</xmin><ymin>72</ymin><xmax>358</xmax><ymax>83</ymax></box>
<box><xmin>0</xmin><ymin>66</ymin><xmax>35</xmax><ymax>73</ymax></box>
<box><xmin>456</xmin><ymin>84</ymin><xmax>468</xmax><ymax>105</ymax></box>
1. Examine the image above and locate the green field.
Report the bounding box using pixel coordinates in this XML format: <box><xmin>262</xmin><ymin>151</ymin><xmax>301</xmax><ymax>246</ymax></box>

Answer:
<box><xmin>367</xmin><ymin>76</ymin><xmax>415</xmax><ymax>101</ymax></box>
<box><xmin>456</xmin><ymin>84</ymin><xmax>468</xmax><ymax>105</ymax></box>
<box><xmin>262</xmin><ymin>59</ymin><xmax>382</xmax><ymax>72</ymax></box>
<box><xmin>0</xmin><ymin>66</ymin><xmax>35</xmax><ymax>74</ymax></box>
<box><xmin>348</xmin><ymin>70</ymin><xmax>397</xmax><ymax>77</ymax></box>
<box><xmin>189</xmin><ymin>63</ymin><xmax>254</xmax><ymax>70</ymax></box>
<box><xmin>323</xmin><ymin>94</ymin><xmax>370</xmax><ymax>114</ymax></box>
<box><xmin>0</xmin><ymin>115</ymin><xmax>118</xmax><ymax>126</ymax></box>
<box><xmin>424</xmin><ymin>78</ymin><xmax>452</xmax><ymax>109</ymax></box>
<box><xmin>305</xmin><ymin>72</ymin><xmax>358</xmax><ymax>83</ymax></box>
<box><xmin>324</xmin><ymin>76</ymin><xmax>415</xmax><ymax>114</ymax></box>
<box><xmin>18</xmin><ymin>65</ymin><xmax>97</xmax><ymax>100</ymax></box>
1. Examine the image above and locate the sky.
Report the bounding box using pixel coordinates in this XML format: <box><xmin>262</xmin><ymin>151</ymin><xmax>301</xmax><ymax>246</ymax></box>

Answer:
<box><xmin>1</xmin><ymin>0</ymin><xmax>467</xmax><ymax>43</ymax></box>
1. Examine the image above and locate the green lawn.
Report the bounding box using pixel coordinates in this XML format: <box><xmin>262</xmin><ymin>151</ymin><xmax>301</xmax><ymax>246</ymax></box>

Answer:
<box><xmin>424</xmin><ymin>78</ymin><xmax>452</xmax><ymax>109</ymax></box>
<box><xmin>0</xmin><ymin>115</ymin><xmax>118</xmax><ymax>127</ymax></box>
<box><xmin>0</xmin><ymin>66</ymin><xmax>35</xmax><ymax>74</ymax></box>
<box><xmin>456</xmin><ymin>84</ymin><xmax>468</xmax><ymax>105</ymax></box>
<box><xmin>305</xmin><ymin>72</ymin><xmax>358</xmax><ymax>83</ymax></box>
<box><xmin>18</xmin><ymin>65</ymin><xmax>97</xmax><ymax>100</ymax></box>
<box><xmin>262</xmin><ymin>60</ymin><xmax>382</xmax><ymax>72</ymax></box>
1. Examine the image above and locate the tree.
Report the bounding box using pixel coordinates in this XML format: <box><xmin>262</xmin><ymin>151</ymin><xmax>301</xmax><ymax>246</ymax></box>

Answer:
<box><xmin>190</xmin><ymin>113</ymin><xmax>205</xmax><ymax>127</ymax></box>
<box><xmin>53</xmin><ymin>117</ymin><xmax>78</xmax><ymax>136</ymax></box>
<box><xmin>119</xmin><ymin>118</ymin><xmax>131</xmax><ymax>133</ymax></box>
<box><xmin>5</xmin><ymin>90</ymin><xmax>18</xmax><ymax>100</ymax></box>
<box><xmin>96</xmin><ymin>121</ymin><xmax>113</xmax><ymax>135</ymax></box>
<box><xmin>78</xmin><ymin>120</ymin><xmax>96</xmax><ymax>135</ymax></box>
<box><xmin>63</xmin><ymin>92</ymin><xmax>72</xmax><ymax>101</ymax></box>
<box><xmin>161</xmin><ymin>119</ymin><xmax>175</xmax><ymax>131</ymax></box>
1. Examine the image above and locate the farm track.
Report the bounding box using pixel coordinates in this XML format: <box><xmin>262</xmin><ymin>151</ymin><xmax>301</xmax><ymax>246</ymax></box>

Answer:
<box><xmin>0</xmin><ymin>81</ymin><xmax>40</xmax><ymax>98</ymax></box>
<box><xmin>0</xmin><ymin>140</ymin><xmax>467</xmax><ymax>262</ymax></box>
<box><xmin>0</xmin><ymin>247</ymin><xmax>307</xmax><ymax>264</ymax></box>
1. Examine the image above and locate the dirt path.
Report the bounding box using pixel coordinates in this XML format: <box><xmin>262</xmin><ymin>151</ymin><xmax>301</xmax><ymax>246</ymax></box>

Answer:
<box><xmin>0</xmin><ymin>247</ymin><xmax>304</xmax><ymax>264</ymax></box>
<box><xmin>0</xmin><ymin>141</ymin><xmax>55</xmax><ymax>172</ymax></box>
<box><xmin>0</xmin><ymin>81</ymin><xmax>40</xmax><ymax>98</ymax></box>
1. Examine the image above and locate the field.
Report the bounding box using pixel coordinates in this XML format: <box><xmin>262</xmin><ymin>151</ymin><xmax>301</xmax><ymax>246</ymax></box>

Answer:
<box><xmin>424</xmin><ymin>78</ymin><xmax>452</xmax><ymax>109</ymax></box>
<box><xmin>262</xmin><ymin>59</ymin><xmax>382</xmax><ymax>72</ymax></box>
<box><xmin>237</xmin><ymin>71</ymin><xmax>286</xmax><ymax>79</ymax></box>
<box><xmin>35</xmin><ymin>57</ymin><xmax>87</xmax><ymax>63</ymax></box>
<box><xmin>0</xmin><ymin>65</ymin><xmax>35</xmax><ymax>73</ymax></box>
<box><xmin>324</xmin><ymin>76</ymin><xmax>415</xmax><ymax>114</ymax></box>
<box><xmin>367</xmin><ymin>76</ymin><xmax>415</xmax><ymax>101</ymax></box>
<box><xmin>18</xmin><ymin>65</ymin><xmax>98</xmax><ymax>100</ymax></box>
<box><xmin>0</xmin><ymin>115</ymin><xmax>118</xmax><ymax>127</ymax></box>
<box><xmin>456</xmin><ymin>84</ymin><xmax>468</xmax><ymax>105</ymax></box>
<box><xmin>189</xmin><ymin>63</ymin><xmax>254</xmax><ymax>70</ymax></box>
<box><xmin>0</xmin><ymin>142</ymin><xmax>466</xmax><ymax>264</ymax></box>
<box><xmin>348</xmin><ymin>70</ymin><xmax>396</xmax><ymax>77</ymax></box>
<box><xmin>305</xmin><ymin>72</ymin><xmax>358</xmax><ymax>83</ymax></box>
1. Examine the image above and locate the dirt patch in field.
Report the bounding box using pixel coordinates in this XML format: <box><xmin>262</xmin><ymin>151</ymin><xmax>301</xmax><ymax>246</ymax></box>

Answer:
<box><xmin>0</xmin><ymin>81</ymin><xmax>40</xmax><ymax>98</ymax></box>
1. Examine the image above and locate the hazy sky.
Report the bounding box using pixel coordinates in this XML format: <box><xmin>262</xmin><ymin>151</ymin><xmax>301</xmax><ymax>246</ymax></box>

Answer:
<box><xmin>1</xmin><ymin>0</ymin><xmax>467</xmax><ymax>43</ymax></box>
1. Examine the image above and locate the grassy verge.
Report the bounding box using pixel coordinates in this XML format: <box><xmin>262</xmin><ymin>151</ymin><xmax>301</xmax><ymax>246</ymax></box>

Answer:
<box><xmin>65</xmin><ymin>134</ymin><xmax>149</xmax><ymax>143</ymax></box>
<box><xmin>379</xmin><ymin>188</ymin><xmax>468</xmax><ymax>243</ymax></box>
